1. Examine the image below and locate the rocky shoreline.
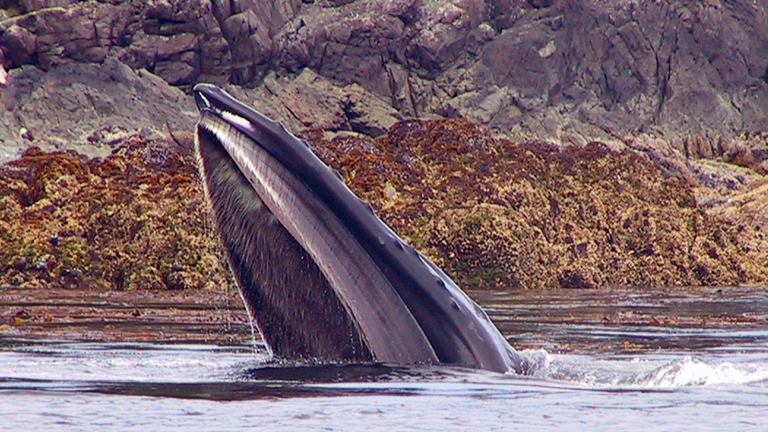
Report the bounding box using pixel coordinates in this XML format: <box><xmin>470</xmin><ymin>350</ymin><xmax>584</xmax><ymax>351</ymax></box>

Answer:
<box><xmin>1</xmin><ymin>0</ymin><xmax>767</xmax><ymax>291</ymax></box>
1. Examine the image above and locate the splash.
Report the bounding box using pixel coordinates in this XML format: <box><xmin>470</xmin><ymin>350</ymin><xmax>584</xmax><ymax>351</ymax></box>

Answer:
<box><xmin>522</xmin><ymin>349</ymin><xmax>768</xmax><ymax>388</ymax></box>
<box><xmin>631</xmin><ymin>356</ymin><xmax>768</xmax><ymax>387</ymax></box>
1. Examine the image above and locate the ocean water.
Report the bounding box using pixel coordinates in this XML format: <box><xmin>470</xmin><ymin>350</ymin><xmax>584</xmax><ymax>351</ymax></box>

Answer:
<box><xmin>1</xmin><ymin>286</ymin><xmax>767</xmax><ymax>431</ymax></box>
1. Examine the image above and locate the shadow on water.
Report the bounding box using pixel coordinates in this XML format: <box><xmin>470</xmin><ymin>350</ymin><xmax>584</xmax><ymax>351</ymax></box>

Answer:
<box><xmin>0</xmin><ymin>354</ymin><xmax>702</xmax><ymax>402</ymax></box>
<box><xmin>79</xmin><ymin>364</ymin><xmax>526</xmax><ymax>401</ymax></box>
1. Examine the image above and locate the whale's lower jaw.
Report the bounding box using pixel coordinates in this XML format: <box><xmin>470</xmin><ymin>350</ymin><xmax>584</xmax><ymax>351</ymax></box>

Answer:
<box><xmin>193</xmin><ymin>83</ymin><xmax>524</xmax><ymax>373</ymax></box>
<box><xmin>196</xmin><ymin>124</ymin><xmax>373</xmax><ymax>362</ymax></box>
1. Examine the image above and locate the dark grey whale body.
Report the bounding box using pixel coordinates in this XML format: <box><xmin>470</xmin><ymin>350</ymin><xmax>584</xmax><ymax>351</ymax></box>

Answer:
<box><xmin>193</xmin><ymin>83</ymin><xmax>524</xmax><ymax>373</ymax></box>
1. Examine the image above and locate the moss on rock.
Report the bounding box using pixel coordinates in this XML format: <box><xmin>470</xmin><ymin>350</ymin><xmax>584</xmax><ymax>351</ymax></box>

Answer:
<box><xmin>306</xmin><ymin>118</ymin><xmax>768</xmax><ymax>290</ymax></box>
<box><xmin>1</xmin><ymin>118</ymin><xmax>766</xmax><ymax>291</ymax></box>
<box><xmin>0</xmin><ymin>138</ymin><xmax>229</xmax><ymax>290</ymax></box>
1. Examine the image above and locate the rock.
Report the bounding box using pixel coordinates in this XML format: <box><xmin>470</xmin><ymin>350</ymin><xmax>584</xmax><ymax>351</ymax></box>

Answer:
<box><xmin>706</xmin><ymin>181</ymin><xmax>768</xmax><ymax>278</ymax></box>
<box><xmin>265</xmin><ymin>68</ymin><xmax>351</xmax><ymax>131</ymax></box>
<box><xmin>216</xmin><ymin>68</ymin><xmax>400</xmax><ymax>137</ymax></box>
<box><xmin>306</xmin><ymin>118</ymin><xmax>768</xmax><ymax>290</ymax></box>
<box><xmin>0</xmin><ymin>139</ymin><xmax>230</xmax><ymax>291</ymax></box>
<box><xmin>12</xmin><ymin>257</ymin><xmax>28</xmax><ymax>271</ymax></box>
<box><xmin>686</xmin><ymin>159</ymin><xmax>759</xmax><ymax>192</ymax></box>
<box><xmin>344</xmin><ymin>83</ymin><xmax>402</xmax><ymax>136</ymax></box>
<box><xmin>0</xmin><ymin>58</ymin><xmax>196</xmax><ymax>165</ymax></box>
<box><xmin>271</xmin><ymin>0</ymin><xmax>408</xmax><ymax>98</ymax></box>
<box><xmin>404</xmin><ymin>0</ymin><xmax>491</xmax><ymax>77</ymax></box>
<box><xmin>2</xmin><ymin>0</ymin><xmax>767</xmax><ymax>161</ymax></box>
<box><xmin>558</xmin><ymin>269</ymin><xmax>597</xmax><ymax>289</ymax></box>
<box><xmin>1</xmin><ymin>0</ymin><xmax>768</xmax><ymax>292</ymax></box>
<box><xmin>2</xmin><ymin>117</ymin><xmax>767</xmax><ymax>291</ymax></box>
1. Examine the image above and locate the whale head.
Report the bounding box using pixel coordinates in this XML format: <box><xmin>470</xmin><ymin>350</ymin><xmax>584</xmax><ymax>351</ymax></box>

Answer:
<box><xmin>193</xmin><ymin>83</ymin><xmax>523</xmax><ymax>373</ymax></box>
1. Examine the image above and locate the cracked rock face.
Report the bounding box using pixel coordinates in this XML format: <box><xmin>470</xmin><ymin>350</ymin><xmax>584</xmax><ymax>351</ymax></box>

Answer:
<box><xmin>3</xmin><ymin>0</ymin><xmax>767</xmax><ymax>136</ymax></box>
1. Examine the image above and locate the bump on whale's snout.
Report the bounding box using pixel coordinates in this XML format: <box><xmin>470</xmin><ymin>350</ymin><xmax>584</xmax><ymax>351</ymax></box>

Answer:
<box><xmin>194</xmin><ymin>86</ymin><xmax>210</xmax><ymax>111</ymax></box>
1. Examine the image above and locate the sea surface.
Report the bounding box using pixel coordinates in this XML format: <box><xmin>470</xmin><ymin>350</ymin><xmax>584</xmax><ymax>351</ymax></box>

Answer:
<box><xmin>1</xmin><ymin>286</ymin><xmax>767</xmax><ymax>431</ymax></box>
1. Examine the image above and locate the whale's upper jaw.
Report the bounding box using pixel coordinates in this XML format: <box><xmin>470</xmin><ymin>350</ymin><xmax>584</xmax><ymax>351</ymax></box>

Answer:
<box><xmin>194</xmin><ymin>83</ymin><xmax>242</xmax><ymax>116</ymax></box>
<box><xmin>192</xmin><ymin>83</ymin><xmax>524</xmax><ymax>373</ymax></box>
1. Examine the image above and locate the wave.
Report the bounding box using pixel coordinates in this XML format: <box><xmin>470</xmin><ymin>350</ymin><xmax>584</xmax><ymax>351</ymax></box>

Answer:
<box><xmin>523</xmin><ymin>349</ymin><xmax>768</xmax><ymax>387</ymax></box>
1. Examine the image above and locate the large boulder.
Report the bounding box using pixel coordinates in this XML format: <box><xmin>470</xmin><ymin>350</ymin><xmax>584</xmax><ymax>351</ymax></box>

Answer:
<box><xmin>0</xmin><ymin>58</ymin><xmax>196</xmax><ymax>164</ymax></box>
<box><xmin>3</xmin><ymin>117</ymin><xmax>766</xmax><ymax>290</ymax></box>
<box><xmin>304</xmin><ymin>118</ymin><xmax>768</xmax><ymax>289</ymax></box>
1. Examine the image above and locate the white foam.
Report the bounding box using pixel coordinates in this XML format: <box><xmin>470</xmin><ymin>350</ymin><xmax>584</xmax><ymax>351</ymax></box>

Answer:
<box><xmin>523</xmin><ymin>349</ymin><xmax>768</xmax><ymax>388</ymax></box>
<box><xmin>632</xmin><ymin>356</ymin><xmax>768</xmax><ymax>387</ymax></box>
<box><xmin>518</xmin><ymin>348</ymin><xmax>555</xmax><ymax>375</ymax></box>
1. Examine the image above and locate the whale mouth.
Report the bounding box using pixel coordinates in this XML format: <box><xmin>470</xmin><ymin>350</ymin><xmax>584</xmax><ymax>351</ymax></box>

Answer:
<box><xmin>192</xmin><ymin>83</ymin><xmax>523</xmax><ymax>373</ymax></box>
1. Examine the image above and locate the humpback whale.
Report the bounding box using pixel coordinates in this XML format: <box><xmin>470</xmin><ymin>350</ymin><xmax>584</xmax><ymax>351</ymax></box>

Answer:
<box><xmin>193</xmin><ymin>84</ymin><xmax>524</xmax><ymax>373</ymax></box>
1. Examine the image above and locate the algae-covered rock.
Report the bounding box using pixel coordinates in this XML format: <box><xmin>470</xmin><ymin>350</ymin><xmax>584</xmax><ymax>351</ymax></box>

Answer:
<box><xmin>1</xmin><ymin>118</ymin><xmax>766</xmax><ymax>291</ymax></box>
<box><xmin>0</xmin><ymin>137</ymin><xmax>229</xmax><ymax>290</ymax></box>
<box><xmin>305</xmin><ymin>118</ymin><xmax>768</xmax><ymax>290</ymax></box>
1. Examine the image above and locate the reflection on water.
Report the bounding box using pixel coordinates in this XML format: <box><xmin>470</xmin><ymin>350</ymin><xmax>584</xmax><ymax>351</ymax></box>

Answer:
<box><xmin>1</xmin><ymin>286</ymin><xmax>768</xmax><ymax>430</ymax></box>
